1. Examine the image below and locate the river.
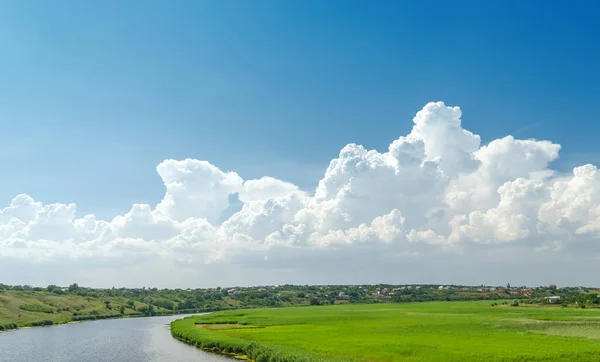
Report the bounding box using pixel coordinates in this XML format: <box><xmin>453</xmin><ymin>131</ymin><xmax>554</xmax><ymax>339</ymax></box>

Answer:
<box><xmin>0</xmin><ymin>315</ymin><xmax>232</xmax><ymax>362</ymax></box>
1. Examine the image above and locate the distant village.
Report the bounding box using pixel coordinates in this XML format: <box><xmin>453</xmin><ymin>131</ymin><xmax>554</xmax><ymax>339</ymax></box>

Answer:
<box><xmin>187</xmin><ymin>283</ymin><xmax>599</xmax><ymax>308</ymax></box>
<box><xmin>3</xmin><ymin>282</ymin><xmax>596</xmax><ymax>305</ymax></box>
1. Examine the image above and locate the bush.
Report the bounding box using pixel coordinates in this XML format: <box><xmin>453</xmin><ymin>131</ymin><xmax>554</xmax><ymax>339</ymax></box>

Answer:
<box><xmin>28</xmin><ymin>320</ymin><xmax>54</xmax><ymax>327</ymax></box>
<box><xmin>71</xmin><ymin>313</ymin><xmax>123</xmax><ymax>322</ymax></box>
<box><xmin>19</xmin><ymin>304</ymin><xmax>54</xmax><ymax>313</ymax></box>
<box><xmin>0</xmin><ymin>323</ymin><xmax>19</xmax><ymax>331</ymax></box>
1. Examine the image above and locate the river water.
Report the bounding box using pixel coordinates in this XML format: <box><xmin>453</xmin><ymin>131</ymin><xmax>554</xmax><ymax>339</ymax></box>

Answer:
<box><xmin>0</xmin><ymin>315</ymin><xmax>231</xmax><ymax>362</ymax></box>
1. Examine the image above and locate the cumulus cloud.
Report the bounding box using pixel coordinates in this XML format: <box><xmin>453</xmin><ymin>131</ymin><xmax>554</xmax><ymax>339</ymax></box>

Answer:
<box><xmin>2</xmin><ymin>101</ymin><xmax>600</xmax><ymax>287</ymax></box>
<box><xmin>155</xmin><ymin>159</ymin><xmax>243</xmax><ymax>223</ymax></box>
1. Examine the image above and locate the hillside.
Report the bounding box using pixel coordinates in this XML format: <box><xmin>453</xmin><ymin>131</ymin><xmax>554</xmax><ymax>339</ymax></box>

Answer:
<box><xmin>0</xmin><ymin>290</ymin><xmax>142</xmax><ymax>329</ymax></box>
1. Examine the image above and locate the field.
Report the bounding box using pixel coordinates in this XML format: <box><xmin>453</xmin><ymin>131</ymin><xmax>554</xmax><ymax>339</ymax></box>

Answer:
<box><xmin>171</xmin><ymin>301</ymin><xmax>600</xmax><ymax>361</ymax></box>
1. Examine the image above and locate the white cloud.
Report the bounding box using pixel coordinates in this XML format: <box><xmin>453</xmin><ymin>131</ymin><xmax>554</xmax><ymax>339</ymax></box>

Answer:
<box><xmin>2</xmin><ymin>101</ymin><xmax>600</xmax><ymax>287</ymax></box>
<box><xmin>155</xmin><ymin>159</ymin><xmax>243</xmax><ymax>223</ymax></box>
<box><xmin>239</xmin><ymin>177</ymin><xmax>299</xmax><ymax>203</ymax></box>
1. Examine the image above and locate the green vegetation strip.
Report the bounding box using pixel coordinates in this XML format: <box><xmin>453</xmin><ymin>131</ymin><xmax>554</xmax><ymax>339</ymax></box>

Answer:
<box><xmin>171</xmin><ymin>301</ymin><xmax>600</xmax><ymax>361</ymax></box>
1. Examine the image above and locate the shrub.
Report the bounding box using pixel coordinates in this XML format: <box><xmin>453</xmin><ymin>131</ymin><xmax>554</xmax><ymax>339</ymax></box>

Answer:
<box><xmin>28</xmin><ymin>320</ymin><xmax>54</xmax><ymax>327</ymax></box>
<box><xmin>19</xmin><ymin>304</ymin><xmax>54</xmax><ymax>313</ymax></box>
<box><xmin>1</xmin><ymin>323</ymin><xmax>18</xmax><ymax>331</ymax></box>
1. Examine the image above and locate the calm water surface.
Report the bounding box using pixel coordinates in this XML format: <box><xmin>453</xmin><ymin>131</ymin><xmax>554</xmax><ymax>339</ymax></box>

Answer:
<box><xmin>0</xmin><ymin>315</ymin><xmax>231</xmax><ymax>362</ymax></box>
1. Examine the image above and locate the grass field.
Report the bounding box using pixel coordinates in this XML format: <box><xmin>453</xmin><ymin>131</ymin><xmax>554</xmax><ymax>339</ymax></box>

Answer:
<box><xmin>171</xmin><ymin>301</ymin><xmax>600</xmax><ymax>361</ymax></box>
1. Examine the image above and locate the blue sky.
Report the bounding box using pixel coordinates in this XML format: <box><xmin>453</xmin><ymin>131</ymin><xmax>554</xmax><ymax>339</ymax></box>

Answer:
<box><xmin>1</xmin><ymin>0</ymin><xmax>599</xmax><ymax>220</ymax></box>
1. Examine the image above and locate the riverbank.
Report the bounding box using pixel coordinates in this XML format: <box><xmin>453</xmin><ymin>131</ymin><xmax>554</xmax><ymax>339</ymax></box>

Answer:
<box><xmin>0</xmin><ymin>289</ymin><xmax>236</xmax><ymax>332</ymax></box>
<box><xmin>171</xmin><ymin>301</ymin><xmax>600</xmax><ymax>361</ymax></box>
<box><xmin>0</xmin><ymin>290</ymin><xmax>160</xmax><ymax>330</ymax></box>
<box><xmin>171</xmin><ymin>332</ymin><xmax>251</xmax><ymax>361</ymax></box>
<box><xmin>170</xmin><ymin>314</ymin><xmax>342</xmax><ymax>362</ymax></box>
<box><xmin>1</xmin><ymin>312</ymin><xmax>152</xmax><ymax>332</ymax></box>
<box><xmin>0</xmin><ymin>309</ymin><xmax>224</xmax><ymax>333</ymax></box>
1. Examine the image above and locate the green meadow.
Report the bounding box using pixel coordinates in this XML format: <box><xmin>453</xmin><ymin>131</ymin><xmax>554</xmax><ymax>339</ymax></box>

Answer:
<box><xmin>171</xmin><ymin>301</ymin><xmax>600</xmax><ymax>361</ymax></box>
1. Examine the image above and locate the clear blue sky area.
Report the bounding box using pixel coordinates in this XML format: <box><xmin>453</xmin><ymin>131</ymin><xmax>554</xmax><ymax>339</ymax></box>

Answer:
<box><xmin>0</xmin><ymin>0</ymin><xmax>598</xmax><ymax>219</ymax></box>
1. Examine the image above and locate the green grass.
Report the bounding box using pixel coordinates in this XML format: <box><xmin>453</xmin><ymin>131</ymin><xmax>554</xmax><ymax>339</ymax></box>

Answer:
<box><xmin>171</xmin><ymin>301</ymin><xmax>600</xmax><ymax>361</ymax></box>
<box><xmin>0</xmin><ymin>290</ymin><xmax>161</xmax><ymax>329</ymax></box>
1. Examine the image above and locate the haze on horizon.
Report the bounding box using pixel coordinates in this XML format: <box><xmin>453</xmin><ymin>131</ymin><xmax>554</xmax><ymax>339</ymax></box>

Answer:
<box><xmin>1</xmin><ymin>1</ymin><xmax>599</xmax><ymax>289</ymax></box>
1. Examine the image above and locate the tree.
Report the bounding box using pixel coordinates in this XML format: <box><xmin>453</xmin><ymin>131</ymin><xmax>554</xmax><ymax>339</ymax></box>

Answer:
<box><xmin>119</xmin><ymin>306</ymin><xmax>125</xmax><ymax>314</ymax></box>
<box><xmin>46</xmin><ymin>285</ymin><xmax>63</xmax><ymax>295</ymax></box>
<box><xmin>506</xmin><ymin>283</ymin><xmax>511</xmax><ymax>289</ymax></box>
<box><xmin>310</xmin><ymin>298</ymin><xmax>319</xmax><ymax>306</ymax></box>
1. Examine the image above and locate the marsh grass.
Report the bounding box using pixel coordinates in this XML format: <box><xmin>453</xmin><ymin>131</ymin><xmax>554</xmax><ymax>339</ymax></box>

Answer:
<box><xmin>171</xmin><ymin>301</ymin><xmax>600</xmax><ymax>361</ymax></box>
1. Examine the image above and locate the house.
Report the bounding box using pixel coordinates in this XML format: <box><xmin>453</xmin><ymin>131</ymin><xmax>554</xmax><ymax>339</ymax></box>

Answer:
<box><xmin>545</xmin><ymin>296</ymin><xmax>561</xmax><ymax>304</ymax></box>
<box><xmin>375</xmin><ymin>288</ymin><xmax>389</xmax><ymax>296</ymax></box>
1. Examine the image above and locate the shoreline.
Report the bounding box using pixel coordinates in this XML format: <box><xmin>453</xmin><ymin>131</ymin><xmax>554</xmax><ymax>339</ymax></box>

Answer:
<box><xmin>172</xmin><ymin>334</ymin><xmax>251</xmax><ymax>361</ymax></box>
<box><xmin>169</xmin><ymin>315</ymin><xmax>326</xmax><ymax>362</ymax></box>
<box><xmin>0</xmin><ymin>311</ymin><xmax>207</xmax><ymax>334</ymax></box>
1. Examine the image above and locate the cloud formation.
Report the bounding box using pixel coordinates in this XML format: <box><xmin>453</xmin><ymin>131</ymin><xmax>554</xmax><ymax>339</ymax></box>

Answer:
<box><xmin>2</xmin><ymin>102</ymin><xmax>599</xmax><ymax>287</ymax></box>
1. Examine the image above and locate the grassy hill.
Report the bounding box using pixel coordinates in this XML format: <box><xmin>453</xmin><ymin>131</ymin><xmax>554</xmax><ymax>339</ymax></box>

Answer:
<box><xmin>0</xmin><ymin>283</ymin><xmax>277</xmax><ymax>330</ymax></box>
<box><xmin>171</xmin><ymin>301</ymin><xmax>600</xmax><ymax>361</ymax></box>
<box><xmin>0</xmin><ymin>290</ymin><xmax>158</xmax><ymax>329</ymax></box>
<box><xmin>0</xmin><ymin>284</ymin><xmax>299</xmax><ymax>330</ymax></box>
